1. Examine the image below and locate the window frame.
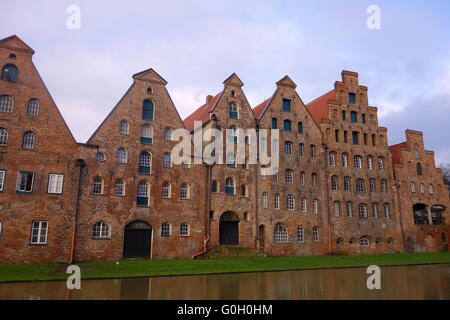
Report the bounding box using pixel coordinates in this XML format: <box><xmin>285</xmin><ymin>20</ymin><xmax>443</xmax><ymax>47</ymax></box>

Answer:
<box><xmin>30</xmin><ymin>221</ymin><xmax>48</xmax><ymax>245</ymax></box>
<box><xmin>47</xmin><ymin>173</ymin><xmax>64</xmax><ymax>194</ymax></box>
<box><xmin>16</xmin><ymin>171</ymin><xmax>35</xmax><ymax>193</ymax></box>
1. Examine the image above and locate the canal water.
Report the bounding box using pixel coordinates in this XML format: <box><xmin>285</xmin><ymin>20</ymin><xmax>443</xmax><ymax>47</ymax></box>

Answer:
<box><xmin>0</xmin><ymin>264</ymin><xmax>448</xmax><ymax>300</ymax></box>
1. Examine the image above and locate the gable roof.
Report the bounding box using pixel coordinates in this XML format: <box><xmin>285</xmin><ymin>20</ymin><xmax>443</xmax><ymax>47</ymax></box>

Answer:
<box><xmin>0</xmin><ymin>35</ymin><xmax>34</xmax><ymax>54</ymax></box>
<box><xmin>223</xmin><ymin>73</ymin><xmax>244</xmax><ymax>87</ymax></box>
<box><xmin>132</xmin><ymin>68</ymin><xmax>168</xmax><ymax>85</ymax></box>
<box><xmin>183</xmin><ymin>92</ymin><xmax>222</xmax><ymax>132</ymax></box>
<box><xmin>276</xmin><ymin>75</ymin><xmax>297</xmax><ymax>88</ymax></box>
<box><xmin>306</xmin><ymin>89</ymin><xmax>335</xmax><ymax>126</ymax></box>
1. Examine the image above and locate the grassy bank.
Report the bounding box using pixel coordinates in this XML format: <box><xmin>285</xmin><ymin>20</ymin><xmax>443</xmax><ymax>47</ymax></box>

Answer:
<box><xmin>0</xmin><ymin>252</ymin><xmax>449</xmax><ymax>283</ymax></box>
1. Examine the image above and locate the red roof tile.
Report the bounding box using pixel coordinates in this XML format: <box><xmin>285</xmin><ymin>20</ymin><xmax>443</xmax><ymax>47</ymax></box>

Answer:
<box><xmin>305</xmin><ymin>89</ymin><xmax>335</xmax><ymax>126</ymax></box>
<box><xmin>252</xmin><ymin>98</ymin><xmax>271</xmax><ymax>119</ymax></box>
<box><xmin>389</xmin><ymin>142</ymin><xmax>407</xmax><ymax>165</ymax></box>
<box><xmin>183</xmin><ymin>92</ymin><xmax>222</xmax><ymax>132</ymax></box>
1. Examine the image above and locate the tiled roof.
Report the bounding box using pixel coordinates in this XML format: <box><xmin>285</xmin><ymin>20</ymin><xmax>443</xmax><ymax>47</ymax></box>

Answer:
<box><xmin>305</xmin><ymin>89</ymin><xmax>335</xmax><ymax>125</ymax></box>
<box><xmin>252</xmin><ymin>98</ymin><xmax>271</xmax><ymax>119</ymax></box>
<box><xmin>183</xmin><ymin>92</ymin><xmax>222</xmax><ymax>132</ymax></box>
<box><xmin>389</xmin><ymin>142</ymin><xmax>407</xmax><ymax>165</ymax></box>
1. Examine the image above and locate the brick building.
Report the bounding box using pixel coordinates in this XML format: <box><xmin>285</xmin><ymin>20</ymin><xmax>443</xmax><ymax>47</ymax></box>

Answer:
<box><xmin>0</xmin><ymin>35</ymin><xmax>448</xmax><ymax>264</ymax></box>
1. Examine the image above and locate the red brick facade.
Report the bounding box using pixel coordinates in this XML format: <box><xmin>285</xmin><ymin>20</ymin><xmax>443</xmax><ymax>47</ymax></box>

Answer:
<box><xmin>0</xmin><ymin>35</ymin><xmax>448</xmax><ymax>264</ymax></box>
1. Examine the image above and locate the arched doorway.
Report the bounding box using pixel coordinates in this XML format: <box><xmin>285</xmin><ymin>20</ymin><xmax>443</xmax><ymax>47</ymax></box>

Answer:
<box><xmin>123</xmin><ymin>220</ymin><xmax>152</xmax><ymax>259</ymax></box>
<box><xmin>258</xmin><ymin>225</ymin><xmax>265</xmax><ymax>252</ymax></box>
<box><xmin>407</xmin><ymin>236</ymin><xmax>415</xmax><ymax>253</ymax></box>
<box><xmin>219</xmin><ymin>212</ymin><xmax>239</xmax><ymax>245</ymax></box>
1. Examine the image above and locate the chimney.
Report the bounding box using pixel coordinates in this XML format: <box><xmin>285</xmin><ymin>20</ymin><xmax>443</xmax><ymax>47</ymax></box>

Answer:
<box><xmin>206</xmin><ymin>95</ymin><xmax>213</xmax><ymax>105</ymax></box>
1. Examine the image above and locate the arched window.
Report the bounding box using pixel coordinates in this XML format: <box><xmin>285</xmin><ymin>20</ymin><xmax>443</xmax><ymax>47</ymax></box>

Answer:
<box><xmin>381</xmin><ymin>180</ymin><xmax>387</xmax><ymax>193</ymax></box>
<box><xmin>140</xmin><ymin>124</ymin><xmax>153</xmax><ymax>144</ymax></box>
<box><xmin>313</xmin><ymin>199</ymin><xmax>319</xmax><ymax>213</ymax></box>
<box><xmin>142</xmin><ymin>100</ymin><xmax>154</xmax><ymax>120</ymax></box>
<box><xmin>344</xmin><ymin>177</ymin><xmax>351</xmax><ymax>191</ymax></box>
<box><xmin>312</xmin><ymin>173</ymin><xmax>317</xmax><ymax>187</ymax></box>
<box><xmin>378</xmin><ymin>157</ymin><xmax>384</xmax><ymax>170</ymax></box>
<box><xmin>300</xmin><ymin>171</ymin><xmax>305</xmax><ymax>185</ymax></box>
<box><xmin>301</xmin><ymin>198</ymin><xmax>307</xmax><ymax>212</ymax></box>
<box><xmin>1</xmin><ymin>64</ymin><xmax>18</xmax><ymax>82</ymax></box>
<box><xmin>162</xmin><ymin>182</ymin><xmax>171</xmax><ymax>198</ymax></box>
<box><xmin>164</xmin><ymin>128</ymin><xmax>172</xmax><ymax>141</ymax></box>
<box><xmin>274</xmin><ymin>194</ymin><xmax>280</xmax><ymax>210</ymax></box>
<box><xmin>285</xmin><ymin>169</ymin><xmax>293</xmax><ymax>183</ymax></box>
<box><xmin>342</xmin><ymin>153</ymin><xmax>348</xmax><ymax>167</ymax></box>
<box><xmin>429</xmin><ymin>184</ymin><xmax>434</xmax><ymax>194</ymax></box>
<box><xmin>419</xmin><ymin>183</ymin><xmax>425</xmax><ymax>194</ymax></box>
<box><xmin>336</xmin><ymin>238</ymin><xmax>343</xmax><ymax>246</ymax></box>
<box><xmin>92</xmin><ymin>177</ymin><xmax>103</xmax><ymax>194</ymax></box>
<box><xmin>349</xmin><ymin>238</ymin><xmax>356</xmax><ymax>246</ymax></box>
<box><xmin>331</xmin><ymin>176</ymin><xmax>338</xmax><ymax>191</ymax></box>
<box><xmin>383</xmin><ymin>203</ymin><xmax>391</xmax><ymax>218</ymax></box>
<box><xmin>229</xmin><ymin>102</ymin><xmax>238</xmax><ymax>119</ymax></box>
<box><xmin>333</xmin><ymin>201</ymin><xmax>340</xmax><ymax>217</ymax></box>
<box><xmin>139</xmin><ymin>152</ymin><xmax>151</xmax><ymax>174</ymax></box>
<box><xmin>225</xmin><ymin>177</ymin><xmax>234</xmax><ymax>195</ymax></box>
<box><xmin>369</xmin><ymin>179</ymin><xmax>376</xmax><ymax>192</ymax></box>
<box><xmin>163</xmin><ymin>153</ymin><xmax>171</xmax><ymax>168</ymax></box>
<box><xmin>212</xmin><ymin>180</ymin><xmax>218</xmax><ymax>193</ymax></box>
<box><xmin>274</xmin><ymin>224</ymin><xmax>288</xmax><ymax>243</ymax></box>
<box><xmin>346</xmin><ymin>202</ymin><xmax>353</xmax><ymax>217</ymax></box>
<box><xmin>240</xmin><ymin>184</ymin><xmax>247</xmax><ymax>197</ymax></box>
<box><xmin>354</xmin><ymin>156</ymin><xmax>362</xmax><ymax>169</ymax></box>
<box><xmin>96</xmin><ymin>152</ymin><xmax>105</xmax><ymax>162</ymax></box>
<box><xmin>119</xmin><ymin>120</ymin><xmax>129</xmax><ymax>135</ymax></box>
<box><xmin>181</xmin><ymin>183</ymin><xmax>190</xmax><ymax>199</ymax></box>
<box><xmin>285</xmin><ymin>141</ymin><xmax>292</xmax><ymax>155</ymax></box>
<box><xmin>358</xmin><ymin>204</ymin><xmax>368</xmax><ymax>219</ymax></box>
<box><xmin>312</xmin><ymin>226</ymin><xmax>319</xmax><ymax>242</ymax></box>
<box><xmin>287</xmin><ymin>195</ymin><xmax>295</xmax><ymax>211</ymax></box>
<box><xmin>137</xmin><ymin>181</ymin><xmax>149</xmax><ymax>206</ymax></box>
<box><xmin>414</xmin><ymin>149</ymin><xmax>419</xmax><ymax>158</ymax></box>
<box><xmin>27</xmin><ymin>99</ymin><xmax>39</xmax><ymax>115</ymax></box>
<box><xmin>372</xmin><ymin>203</ymin><xmax>379</xmax><ymax>218</ymax></box>
<box><xmin>0</xmin><ymin>95</ymin><xmax>13</xmax><ymax>113</ymax></box>
<box><xmin>360</xmin><ymin>237</ymin><xmax>369</xmax><ymax>247</ymax></box>
<box><xmin>92</xmin><ymin>222</ymin><xmax>110</xmax><ymax>238</ymax></box>
<box><xmin>0</xmin><ymin>128</ymin><xmax>8</xmax><ymax>146</ymax></box>
<box><xmin>410</xmin><ymin>183</ymin><xmax>416</xmax><ymax>193</ymax></box>
<box><xmin>114</xmin><ymin>179</ymin><xmax>125</xmax><ymax>195</ymax></box>
<box><xmin>356</xmin><ymin>179</ymin><xmax>365</xmax><ymax>193</ymax></box>
<box><xmin>416</xmin><ymin>163</ymin><xmax>422</xmax><ymax>175</ymax></box>
<box><xmin>180</xmin><ymin>223</ymin><xmax>189</xmax><ymax>236</ymax></box>
<box><xmin>117</xmin><ymin>148</ymin><xmax>127</xmax><ymax>163</ymax></box>
<box><xmin>297</xmin><ymin>226</ymin><xmax>304</xmax><ymax>243</ymax></box>
<box><xmin>329</xmin><ymin>153</ymin><xmax>336</xmax><ymax>166</ymax></box>
<box><xmin>262</xmin><ymin>192</ymin><xmax>268</xmax><ymax>208</ymax></box>
<box><xmin>367</xmin><ymin>157</ymin><xmax>373</xmax><ymax>170</ymax></box>
<box><xmin>299</xmin><ymin>143</ymin><xmax>304</xmax><ymax>157</ymax></box>
<box><xmin>310</xmin><ymin>145</ymin><xmax>315</xmax><ymax>158</ymax></box>
<box><xmin>22</xmin><ymin>132</ymin><xmax>35</xmax><ymax>149</ymax></box>
<box><xmin>376</xmin><ymin>238</ymin><xmax>382</xmax><ymax>246</ymax></box>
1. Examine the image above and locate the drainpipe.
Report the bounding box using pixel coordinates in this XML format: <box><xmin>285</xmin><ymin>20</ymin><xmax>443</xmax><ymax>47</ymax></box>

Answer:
<box><xmin>323</xmin><ymin>143</ymin><xmax>332</xmax><ymax>255</ymax></box>
<box><xmin>394</xmin><ymin>181</ymin><xmax>407</xmax><ymax>252</ymax></box>
<box><xmin>192</xmin><ymin>163</ymin><xmax>211</xmax><ymax>259</ymax></box>
<box><xmin>254</xmin><ymin>123</ymin><xmax>260</xmax><ymax>253</ymax></box>
<box><xmin>69</xmin><ymin>159</ymin><xmax>85</xmax><ymax>264</ymax></box>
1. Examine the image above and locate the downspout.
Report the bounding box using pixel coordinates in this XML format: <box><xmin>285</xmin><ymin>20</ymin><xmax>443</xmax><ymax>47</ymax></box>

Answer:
<box><xmin>69</xmin><ymin>159</ymin><xmax>85</xmax><ymax>264</ymax></box>
<box><xmin>323</xmin><ymin>143</ymin><xmax>332</xmax><ymax>255</ymax></box>
<box><xmin>395</xmin><ymin>180</ymin><xmax>407</xmax><ymax>251</ymax></box>
<box><xmin>192</xmin><ymin>163</ymin><xmax>211</xmax><ymax>259</ymax></box>
<box><xmin>254</xmin><ymin>123</ymin><xmax>260</xmax><ymax>252</ymax></box>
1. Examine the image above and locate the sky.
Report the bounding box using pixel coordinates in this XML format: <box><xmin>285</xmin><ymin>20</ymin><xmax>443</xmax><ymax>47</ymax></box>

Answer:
<box><xmin>1</xmin><ymin>0</ymin><xmax>449</xmax><ymax>164</ymax></box>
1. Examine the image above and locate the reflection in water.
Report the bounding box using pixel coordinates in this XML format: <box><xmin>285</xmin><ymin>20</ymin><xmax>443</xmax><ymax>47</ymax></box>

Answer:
<box><xmin>0</xmin><ymin>264</ymin><xmax>449</xmax><ymax>300</ymax></box>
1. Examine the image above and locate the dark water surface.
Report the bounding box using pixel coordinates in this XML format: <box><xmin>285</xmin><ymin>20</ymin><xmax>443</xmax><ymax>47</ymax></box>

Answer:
<box><xmin>0</xmin><ymin>264</ymin><xmax>449</xmax><ymax>300</ymax></box>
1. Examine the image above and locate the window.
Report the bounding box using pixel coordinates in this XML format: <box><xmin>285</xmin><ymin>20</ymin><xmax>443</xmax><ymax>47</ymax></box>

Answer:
<box><xmin>360</xmin><ymin>238</ymin><xmax>369</xmax><ymax>247</ymax></box>
<box><xmin>22</xmin><ymin>132</ymin><xmax>35</xmax><ymax>149</ymax></box>
<box><xmin>212</xmin><ymin>180</ymin><xmax>218</xmax><ymax>193</ymax></box>
<box><xmin>17</xmin><ymin>171</ymin><xmax>34</xmax><ymax>193</ymax></box>
<box><xmin>137</xmin><ymin>181</ymin><xmax>149</xmax><ymax>206</ymax></box>
<box><xmin>370</xmin><ymin>179</ymin><xmax>376</xmax><ymax>192</ymax></box>
<box><xmin>362</xmin><ymin>114</ymin><xmax>366</xmax><ymax>124</ymax></box>
<box><xmin>301</xmin><ymin>198</ymin><xmax>307</xmax><ymax>212</ymax></box>
<box><xmin>274</xmin><ymin>224</ymin><xmax>288</xmax><ymax>243</ymax></box>
<box><xmin>284</xmin><ymin>119</ymin><xmax>291</xmax><ymax>131</ymax></box>
<box><xmin>0</xmin><ymin>128</ymin><xmax>8</xmax><ymax>146</ymax></box>
<box><xmin>141</xmin><ymin>124</ymin><xmax>153</xmax><ymax>144</ymax></box>
<box><xmin>342</xmin><ymin>111</ymin><xmax>346</xmax><ymax>120</ymax></box>
<box><xmin>270</xmin><ymin>194</ymin><xmax>279</xmax><ymax>210</ymax></box>
<box><xmin>262</xmin><ymin>192</ymin><xmax>268</xmax><ymax>208</ymax></box>
<box><xmin>336</xmin><ymin>238</ymin><xmax>343</xmax><ymax>246</ymax></box>
<box><xmin>119</xmin><ymin>120</ymin><xmax>129</xmax><ymax>135</ymax></box>
<box><xmin>229</xmin><ymin>102</ymin><xmax>238</xmax><ymax>119</ymax></box>
<box><xmin>162</xmin><ymin>182</ymin><xmax>171</xmax><ymax>198</ymax></box>
<box><xmin>164</xmin><ymin>128</ymin><xmax>172</xmax><ymax>141</ymax></box>
<box><xmin>0</xmin><ymin>170</ymin><xmax>5</xmax><ymax>191</ymax></box>
<box><xmin>346</xmin><ymin>202</ymin><xmax>353</xmax><ymax>217</ymax></box>
<box><xmin>284</xmin><ymin>141</ymin><xmax>292</xmax><ymax>156</ymax></box>
<box><xmin>147</xmin><ymin>87</ymin><xmax>153</xmax><ymax>94</ymax></box>
<box><xmin>429</xmin><ymin>184</ymin><xmax>434</xmax><ymax>194</ymax></box>
<box><xmin>117</xmin><ymin>148</ymin><xmax>127</xmax><ymax>163</ymax></box>
<box><xmin>282</xmin><ymin>99</ymin><xmax>291</xmax><ymax>112</ymax></box>
<box><xmin>138</xmin><ymin>152</ymin><xmax>151</xmax><ymax>174</ymax></box>
<box><xmin>161</xmin><ymin>223</ymin><xmax>171</xmax><ymax>237</ymax></box>
<box><xmin>92</xmin><ymin>177</ymin><xmax>103</xmax><ymax>194</ymax></box>
<box><xmin>352</xmin><ymin>131</ymin><xmax>358</xmax><ymax>144</ymax></box>
<box><xmin>331</xmin><ymin>176</ymin><xmax>338</xmax><ymax>191</ymax></box>
<box><xmin>163</xmin><ymin>153</ymin><xmax>171</xmax><ymax>168</ymax></box>
<box><xmin>371</xmin><ymin>134</ymin><xmax>376</xmax><ymax>146</ymax></box>
<box><xmin>312</xmin><ymin>226</ymin><xmax>319</xmax><ymax>242</ymax></box>
<box><xmin>0</xmin><ymin>95</ymin><xmax>13</xmax><ymax>113</ymax></box>
<box><xmin>343</xmin><ymin>131</ymin><xmax>348</xmax><ymax>143</ymax></box>
<box><xmin>48</xmin><ymin>174</ymin><xmax>64</xmax><ymax>194</ymax></box>
<box><xmin>182</xmin><ymin>161</ymin><xmax>190</xmax><ymax>169</ymax></box>
<box><xmin>244</xmin><ymin>212</ymin><xmax>249</xmax><ymax>221</ymax></box>
<box><xmin>231</xmin><ymin>90</ymin><xmax>236</xmax><ymax>97</ymax></box>
<box><xmin>329</xmin><ymin>153</ymin><xmax>336</xmax><ymax>166</ymax></box>
<box><xmin>297</xmin><ymin>122</ymin><xmax>303</xmax><ymax>134</ymax></box>
<box><xmin>350</xmin><ymin>111</ymin><xmax>357</xmax><ymax>122</ymax></box>
<box><xmin>0</xmin><ymin>220</ymin><xmax>2</xmax><ymax>238</ymax></box>
<box><xmin>300</xmin><ymin>171</ymin><xmax>305</xmax><ymax>185</ymax></box>
<box><xmin>240</xmin><ymin>184</ymin><xmax>247</xmax><ymax>197</ymax></box>
<box><xmin>180</xmin><ymin>223</ymin><xmax>189</xmax><ymax>236</ymax></box>
<box><xmin>27</xmin><ymin>99</ymin><xmax>39</xmax><ymax>115</ymax></box>
<box><xmin>416</xmin><ymin>163</ymin><xmax>422</xmax><ymax>175</ymax></box>
<box><xmin>297</xmin><ymin>226</ymin><xmax>304</xmax><ymax>243</ymax></box>
<box><xmin>335</xmin><ymin>130</ymin><xmax>339</xmax><ymax>142</ymax></box>
<box><xmin>342</xmin><ymin>154</ymin><xmax>348</xmax><ymax>168</ymax></box>
<box><xmin>333</xmin><ymin>201</ymin><xmax>340</xmax><ymax>217</ymax></box>
<box><xmin>372</xmin><ymin>203</ymin><xmax>378</xmax><ymax>218</ymax></box>
<box><xmin>384</xmin><ymin>203</ymin><xmax>391</xmax><ymax>218</ymax></box>
<box><xmin>419</xmin><ymin>183</ymin><xmax>425</xmax><ymax>194</ymax></box>
<box><xmin>367</xmin><ymin>157</ymin><xmax>373</xmax><ymax>170</ymax></box>
<box><xmin>96</xmin><ymin>152</ymin><xmax>105</xmax><ymax>162</ymax></box>
<box><xmin>287</xmin><ymin>195</ymin><xmax>295</xmax><ymax>211</ymax></box>
<box><xmin>114</xmin><ymin>179</ymin><xmax>125</xmax><ymax>196</ymax></box>
<box><xmin>354</xmin><ymin>156</ymin><xmax>362</xmax><ymax>169</ymax></box>
<box><xmin>414</xmin><ymin>149</ymin><xmax>419</xmax><ymax>158</ymax></box>
<box><xmin>299</xmin><ymin>143</ymin><xmax>304</xmax><ymax>157</ymax></box>
<box><xmin>285</xmin><ymin>169</ymin><xmax>293</xmax><ymax>183</ymax></box>
<box><xmin>92</xmin><ymin>222</ymin><xmax>110</xmax><ymax>238</ymax></box>
<box><xmin>1</xmin><ymin>64</ymin><xmax>18</xmax><ymax>82</ymax></box>
<box><xmin>349</xmin><ymin>239</ymin><xmax>356</xmax><ymax>246</ymax></box>
<box><xmin>349</xmin><ymin>93</ymin><xmax>356</xmax><ymax>104</ymax></box>
<box><xmin>410</xmin><ymin>183</ymin><xmax>416</xmax><ymax>193</ymax></box>
<box><xmin>9</xmin><ymin>54</ymin><xmax>16</xmax><ymax>59</ymax></box>
<box><xmin>381</xmin><ymin>180</ymin><xmax>387</xmax><ymax>193</ymax></box>
<box><xmin>312</xmin><ymin>173</ymin><xmax>317</xmax><ymax>187</ymax></box>
<box><xmin>358</xmin><ymin>204</ymin><xmax>368</xmax><ymax>219</ymax></box>
<box><xmin>260</xmin><ymin>137</ymin><xmax>267</xmax><ymax>153</ymax></box>
<box><xmin>142</xmin><ymin>100</ymin><xmax>154</xmax><ymax>120</ymax></box>
<box><xmin>344</xmin><ymin>177</ymin><xmax>351</xmax><ymax>191</ymax></box>
<box><xmin>30</xmin><ymin>221</ymin><xmax>48</xmax><ymax>244</ymax></box>
<box><xmin>356</xmin><ymin>179</ymin><xmax>365</xmax><ymax>193</ymax></box>
<box><xmin>180</xmin><ymin>183</ymin><xmax>190</xmax><ymax>199</ymax></box>
<box><xmin>226</xmin><ymin>152</ymin><xmax>235</xmax><ymax>167</ymax></box>
<box><xmin>313</xmin><ymin>199</ymin><xmax>319</xmax><ymax>213</ymax></box>
<box><xmin>310</xmin><ymin>145</ymin><xmax>315</xmax><ymax>158</ymax></box>
<box><xmin>225</xmin><ymin>178</ymin><xmax>234</xmax><ymax>195</ymax></box>
<box><xmin>378</xmin><ymin>157</ymin><xmax>384</xmax><ymax>170</ymax></box>
<box><xmin>272</xmin><ymin>118</ymin><xmax>277</xmax><ymax>129</ymax></box>
<box><xmin>260</xmin><ymin>166</ymin><xmax>266</xmax><ymax>180</ymax></box>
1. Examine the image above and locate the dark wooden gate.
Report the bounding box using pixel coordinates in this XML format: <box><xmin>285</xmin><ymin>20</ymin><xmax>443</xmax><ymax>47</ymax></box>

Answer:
<box><xmin>219</xmin><ymin>212</ymin><xmax>239</xmax><ymax>245</ymax></box>
<box><xmin>123</xmin><ymin>221</ymin><xmax>152</xmax><ymax>259</ymax></box>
